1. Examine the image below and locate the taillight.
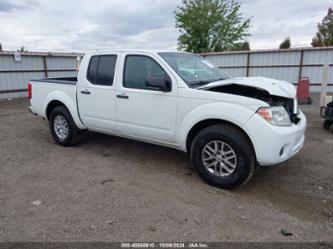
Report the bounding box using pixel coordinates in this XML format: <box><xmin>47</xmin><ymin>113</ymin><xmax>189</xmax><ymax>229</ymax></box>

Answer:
<box><xmin>28</xmin><ymin>82</ymin><xmax>32</xmax><ymax>100</ymax></box>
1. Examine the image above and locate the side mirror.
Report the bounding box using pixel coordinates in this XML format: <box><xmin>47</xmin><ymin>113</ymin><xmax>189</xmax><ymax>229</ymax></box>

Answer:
<box><xmin>145</xmin><ymin>76</ymin><xmax>171</xmax><ymax>92</ymax></box>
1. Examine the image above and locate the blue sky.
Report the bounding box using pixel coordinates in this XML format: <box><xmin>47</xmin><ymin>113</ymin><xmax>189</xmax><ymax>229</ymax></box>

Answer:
<box><xmin>0</xmin><ymin>0</ymin><xmax>331</xmax><ymax>52</ymax></box>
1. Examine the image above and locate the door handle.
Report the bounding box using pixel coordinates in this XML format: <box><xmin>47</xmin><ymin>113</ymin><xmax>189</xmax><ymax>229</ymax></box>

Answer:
<box><xmin>81</xmin><ymin>90</ymin><xmax>91</xmax><ymax>95</ymax></box>
<box><xmin>117</xmin><ymin>94</ymin><xmax>129</xmax><ymax>99</ymax></box>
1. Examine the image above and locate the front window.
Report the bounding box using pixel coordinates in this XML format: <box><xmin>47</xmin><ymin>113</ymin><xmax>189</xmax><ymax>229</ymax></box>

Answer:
<box><xmin>159</xmin><ymin>52</ymin><xmax>229</xmax><ymax>87</ymax></box>
<box><xmin>123</xmin><ymin>55</ymin><xmax>170</xmax><ymax>90</ymax></box>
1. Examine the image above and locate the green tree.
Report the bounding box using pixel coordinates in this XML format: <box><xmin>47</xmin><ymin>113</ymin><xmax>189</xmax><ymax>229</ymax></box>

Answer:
<box><xmin>232</xmin><ymin>41</ymin><xmax>250</xmax><ymax>51</ymax></box>
<box><xmin>18</xmin><ymin>46</ymin><xmax>27</xmax><ymax>52</ymax></box>
<box><xmin>0</xmin><ymin>43</ymin><xmax>2</xmax><ymax>52</ymax></box>
<box><xmin>312</xmin><ymin>8</ymin><xmax>333</xmax><ymax>47</ymax></box>
<box><xmin>279</xmin><ymin>38</ymin><xmax>291</xmax><ymax>49</ymax></box>
<box><xmin>175</xmin><ymin>0</ymin><xmax>251</xmax><ymax>53</ymax></box>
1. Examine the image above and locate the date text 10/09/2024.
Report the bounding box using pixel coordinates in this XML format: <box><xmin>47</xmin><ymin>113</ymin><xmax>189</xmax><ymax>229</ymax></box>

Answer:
<box><xmin>121</xmin><ymin>242</ymin><xmax>208</xmax><ymax>248</ymax></box>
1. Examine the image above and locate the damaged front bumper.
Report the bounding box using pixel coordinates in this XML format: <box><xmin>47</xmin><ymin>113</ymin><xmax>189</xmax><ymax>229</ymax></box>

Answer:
<box><xmin>246</xmin><ymin>110</ymin><xmax>307</xmax><ymax>166</ymax></box>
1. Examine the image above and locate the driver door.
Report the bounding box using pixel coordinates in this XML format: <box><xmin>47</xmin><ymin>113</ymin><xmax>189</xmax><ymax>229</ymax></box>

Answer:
<box><xmin>115</xmin><ymin>54</ymin><xmax>178</xmax><ymax>143</ymax></box>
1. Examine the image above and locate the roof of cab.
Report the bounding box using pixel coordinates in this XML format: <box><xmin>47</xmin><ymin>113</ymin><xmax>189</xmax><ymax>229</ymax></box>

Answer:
<box><xmin>85</xmin><ymin>49</ymin><xmax>190</xmax><ymax>56</ymax></box>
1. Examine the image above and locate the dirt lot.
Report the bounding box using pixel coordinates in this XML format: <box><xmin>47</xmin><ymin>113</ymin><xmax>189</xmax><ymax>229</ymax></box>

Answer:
<box><xmin>0</xmin><ymin>97</ymin><xmax>332</xmax><ymax>242</ymax></box>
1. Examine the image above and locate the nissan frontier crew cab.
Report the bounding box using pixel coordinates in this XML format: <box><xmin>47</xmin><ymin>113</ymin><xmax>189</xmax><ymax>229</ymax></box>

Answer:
<box><xmin>28</xmin><ymin>50</ymin><xmax>307</xmax><ymax>189</ymax></box>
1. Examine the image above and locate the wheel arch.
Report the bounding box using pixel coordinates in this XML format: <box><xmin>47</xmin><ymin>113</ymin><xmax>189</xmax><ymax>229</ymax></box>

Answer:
<box><xmin>43</xmin><ymin>91</ymin><xmax>86</xmax><ymax>129</ymax></box>
<box><xmin>177</xmin><ymin>102</ymin><xmax>256</xmax><ymax>153</ymax></box>
<box><xmin>185</xmin><ymin>119</ymin><xmax>255</xmax><ymax>157</ymax></box>
<box><xmin>46</xmin><ymin>100</ymin><xmax>66</xmax><ymax>120</ymax></box>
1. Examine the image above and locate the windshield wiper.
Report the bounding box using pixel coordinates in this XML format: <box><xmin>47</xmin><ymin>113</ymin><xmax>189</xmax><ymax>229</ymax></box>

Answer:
<box><xmin>190</xmin><ymin>80</ymin><xmax>212</xmax><ymax>87</ymax></box>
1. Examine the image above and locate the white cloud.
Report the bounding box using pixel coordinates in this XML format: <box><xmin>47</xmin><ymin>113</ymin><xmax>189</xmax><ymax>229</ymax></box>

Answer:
<box><xmin>241</xmin><ymin>0</ymin><xmax>332</xmax><ymax>49</ymax></box>
<box><xmin>0</xmin><ymin>0</ymin><xmax>331</xmax><ymax>52</ymax></box>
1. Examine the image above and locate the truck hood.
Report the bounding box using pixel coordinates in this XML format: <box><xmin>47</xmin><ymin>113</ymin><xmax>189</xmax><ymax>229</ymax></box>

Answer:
<box><xmin>200</xmin><ymin>76</ymin><xmax>296</xmax><ymax>99</ymax></box>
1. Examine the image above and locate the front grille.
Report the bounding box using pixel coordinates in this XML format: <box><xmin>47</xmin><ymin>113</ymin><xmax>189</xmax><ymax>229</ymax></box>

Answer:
<box><xmin>284</xmin><ymin>99</ymin><xmax>300</xmax><ymax>125</ymax></box>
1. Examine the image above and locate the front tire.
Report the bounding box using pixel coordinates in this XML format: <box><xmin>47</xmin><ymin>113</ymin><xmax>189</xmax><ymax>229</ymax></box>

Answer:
<box><xmin>323</xmin><ymin>120</ymin><xmax>333</xmax><ymax>130</ymax></box>
<box><xmin>49</xmin><ymin>106</ymin><xmax>80</xmax><ymax>146</ymax></box>
<box><xmin>190</xmin><ymin>124</ymin><xmax>256</xmax><ymax>189</ymax></box>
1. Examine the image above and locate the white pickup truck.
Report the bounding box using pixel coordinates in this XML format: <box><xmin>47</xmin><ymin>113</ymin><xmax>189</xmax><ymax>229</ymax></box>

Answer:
<box><xmin>28</xmin><ymin>50</ymin><xmax>306</xmax><ymax>189</ymax></box>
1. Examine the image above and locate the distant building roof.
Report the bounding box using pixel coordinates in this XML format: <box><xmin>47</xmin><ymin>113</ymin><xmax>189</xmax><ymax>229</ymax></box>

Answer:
<box><xmin>200</xmin><ymin>46</ymin><xmax>333</xmax><ymax>56</ymax></box>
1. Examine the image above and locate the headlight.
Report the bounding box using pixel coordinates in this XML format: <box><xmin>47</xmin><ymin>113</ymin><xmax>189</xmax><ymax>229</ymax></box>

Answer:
<box><xmin>257</xmin><ymin>106</ymin><xmax>292</xmax><ymax>126</ymax></box>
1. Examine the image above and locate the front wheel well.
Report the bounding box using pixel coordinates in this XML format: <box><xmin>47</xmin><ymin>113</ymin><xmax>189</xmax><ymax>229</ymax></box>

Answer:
<box><xmin>186</xmin><ymin>119</ymin><xmax>255</xmax><ymax>154</ymax></box>
<box><xmin>46</xmin><ymin>100</ymin><xmax>66</xmax><ymax>120</ymax></box>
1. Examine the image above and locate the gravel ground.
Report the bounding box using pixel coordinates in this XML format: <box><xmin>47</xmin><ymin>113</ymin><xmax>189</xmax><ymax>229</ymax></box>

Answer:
<box><xmin>0</xmin><ymin>97</ymin><xmax>332</xmax><ymax>242</ymax></box>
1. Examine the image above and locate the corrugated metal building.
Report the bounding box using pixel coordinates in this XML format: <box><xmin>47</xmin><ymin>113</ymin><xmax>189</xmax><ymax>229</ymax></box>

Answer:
<box><xmin>201</xmin><ymin>47</ymin><xmax>333</xmax><ymax>92</ymax></box>
<box><xmin>0</xmin><ymin>47</ymin><xmax>332</xmax><ymax>100</ymax></box>
<box><xmin>0</xmin><ymin>51</ymin><xmax>83</xmax><ymax>100</ymax></box>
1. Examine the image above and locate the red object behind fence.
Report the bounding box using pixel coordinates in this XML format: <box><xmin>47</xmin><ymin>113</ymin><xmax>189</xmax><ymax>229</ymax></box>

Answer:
<box><xmin>297</xmin><ymin>77</ymin><xmax>311</xmax><ymax>104</ymax></box>
<box><xmin>27</xmin><ymin>82</ymin><xmax>32</xmax><ymax>100</ymax></box>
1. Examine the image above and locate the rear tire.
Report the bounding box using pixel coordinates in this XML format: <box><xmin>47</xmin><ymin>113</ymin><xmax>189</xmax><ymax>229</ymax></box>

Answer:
<box><xmin>190</xmin><ymin>124</ymin><xmax>256</xmax><ymax>190</ymax></box>
<box><xmin>49</xmin><ymin>106</ymin><xmax>80</xmax><ymax>146</ymax></box>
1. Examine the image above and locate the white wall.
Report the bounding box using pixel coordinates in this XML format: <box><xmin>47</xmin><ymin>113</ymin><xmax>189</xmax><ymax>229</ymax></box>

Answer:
<box><xmin>0</xmin><ymin>51</ymin><xmax>82</xmax><ymax>100</ymax></box>
<box><xmin>202</xmin><ymin>47</ymin><xmax>333</xmax><ymax>93</ymax></box>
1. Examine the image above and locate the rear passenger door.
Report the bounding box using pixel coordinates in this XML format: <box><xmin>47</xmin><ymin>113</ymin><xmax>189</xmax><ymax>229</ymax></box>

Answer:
<box><xmin>77</xmin><ymin>54</ymin><xmax>118</xmax><ymax>132</ymax></box>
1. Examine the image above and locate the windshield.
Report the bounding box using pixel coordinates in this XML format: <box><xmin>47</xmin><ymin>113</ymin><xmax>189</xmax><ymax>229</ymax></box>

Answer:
<box><xmin>159</xmin><ymin>52</ymin><xmax>229</xmax><ymax>87</ymax></box>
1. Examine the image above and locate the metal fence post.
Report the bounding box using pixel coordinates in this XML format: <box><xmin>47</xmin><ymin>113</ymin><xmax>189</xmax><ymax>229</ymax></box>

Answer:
<box><xmin>246</xmin><ymin>52</ymin><xmax>250</xmax><ymax>77</ymax></box>
<box><xmin>320</xmin><ymin>64</ymin><xmax>329</xmax><ymax>107</ymax></box>
<box><xmin>42</xmin><ymin>56</ymin><xmax>48</xmax><ymax>77</ymax></box>
<box><xmin>298</xmin><ymin>50</ymin><xmax>304</xmax><ymax>80</ymax></box>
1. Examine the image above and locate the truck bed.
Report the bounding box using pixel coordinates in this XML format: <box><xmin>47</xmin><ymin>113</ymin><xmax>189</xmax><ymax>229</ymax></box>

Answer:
<box><xmin>29</xmin><ymin>77</ymin><xmax>78</xmax><ymax>119</ymax></box>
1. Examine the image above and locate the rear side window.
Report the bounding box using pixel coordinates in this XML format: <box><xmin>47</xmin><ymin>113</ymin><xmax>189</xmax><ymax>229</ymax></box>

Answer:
<box><xmin>87</xmin><ymin>55</ymin><xmax>117</xmax><ymax>86</ymax></box>
<box><xmin>87</xmin><ymin>56</ymin><xmax>99</xmax><ymax>83</ymax></box>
